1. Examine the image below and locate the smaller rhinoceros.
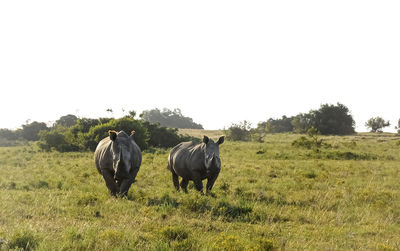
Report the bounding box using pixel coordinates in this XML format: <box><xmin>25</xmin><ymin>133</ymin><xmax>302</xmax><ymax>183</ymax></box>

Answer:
<box><xmin>167</xmin><ymin>135</ymin><xmax>224</xmax><ymax>194</ymax></box>
<box><xmin>94</xmin><ymin>130</ymin><xmax>142</xmax><ymax>197</ymax></box>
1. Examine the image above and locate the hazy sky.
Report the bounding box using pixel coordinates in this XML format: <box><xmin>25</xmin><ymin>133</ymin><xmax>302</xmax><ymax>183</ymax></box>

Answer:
<box><xmin>1</xmin><ymin>1</ymin><xmax>399</xmax><ymax>131</ymax></box>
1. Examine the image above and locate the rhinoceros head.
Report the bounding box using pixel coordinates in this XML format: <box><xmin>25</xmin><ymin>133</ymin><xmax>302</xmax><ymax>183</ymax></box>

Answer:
<box><xmin>202</xmin><ymin>135</ymin><xmax>224</xmax><ymax>174</ymax></box>
<box><xmin>109</xmin><ymin>130</ymin><xmax>134</xmax><ymax>181</ymax></box>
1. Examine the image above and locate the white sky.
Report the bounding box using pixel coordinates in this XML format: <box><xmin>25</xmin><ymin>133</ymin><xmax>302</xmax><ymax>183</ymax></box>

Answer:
<box><xmin>1</xmin><ymin>1</ymin><xmax>399</xmax><ymax>131</ymax></box>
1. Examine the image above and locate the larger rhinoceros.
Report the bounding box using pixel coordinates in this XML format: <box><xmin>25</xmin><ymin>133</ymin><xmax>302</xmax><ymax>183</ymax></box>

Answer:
<box><xmin>167</xmin><ymin>135</ymin><xmax>224</xmax><ymax>194</ymax></box>
<box><xmin>94</xmin><ymin>130</ymin><xmax>142</xmax><ymax>197</ymax></box>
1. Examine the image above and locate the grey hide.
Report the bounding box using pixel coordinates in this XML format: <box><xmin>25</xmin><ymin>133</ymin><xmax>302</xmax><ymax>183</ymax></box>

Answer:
<box><xmin>94</xmin><ymin>130</ymin><xmax>142</xmax><ymax>197</ymax></box>
<box><xmin>167</xmin><ymin>135</ymin><xmax>224</xmax><ymax>194</ymax></box>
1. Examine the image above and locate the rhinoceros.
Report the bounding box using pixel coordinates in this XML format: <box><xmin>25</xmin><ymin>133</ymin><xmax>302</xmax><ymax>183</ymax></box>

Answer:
<box><xmin>94</xmin><ymin>130</ymin><xmax>142</xmax><ymax>197</ymax></box>
<box><xmin>167</xmin><ymin>135</ymin><xmax>224</xmax><ymax>194</ymax></box>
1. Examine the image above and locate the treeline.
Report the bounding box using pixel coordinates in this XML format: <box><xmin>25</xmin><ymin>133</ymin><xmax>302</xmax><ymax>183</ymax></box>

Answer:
<box><xmin>226</xmin><ymin>103</ymin><xmax>399</xmax><ymax>141</ymax></box>
<box><xmin>140</xmin><ymin>108</ymin><xmax>203</xmax><ymax>129</ymax></box>
<box><xmin>0</xmin><ymin>113</ymin><xmax>199</xmax><ymax>151</ymax></box>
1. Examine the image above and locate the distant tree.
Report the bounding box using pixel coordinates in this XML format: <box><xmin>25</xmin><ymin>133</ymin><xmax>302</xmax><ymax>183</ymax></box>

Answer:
<box><xmin>291</xmin><ymin>113</ymin><xmax>315</xmax><ymax>133</ymax></box>
<box><xmin>140</xmin><ymin>108</ymin><xmax>203</xmax><ymax>129</ymax></box>
<box><xmin>128</xmin><ymin>110</ymin><xmax>136</xmax><ymax>118</ymax></box>
<box><xmin>313</xmin><ymin>103</ymin><xmax>355</xmax><ymax>135</ymax></box>
<box><xmin>365</xmin><ymin>117</ymin><xmax>390</xmax><ymax>133</ymax></box>
<box><xmin>0</xmin><ymin>128</ymin><xmax>20</xmax><ymax>140</ymax></box>
<box><xmin>263</xmin><ymin>115</ymin><xmax>294</xmax><ymax>133</ymax></box>
<box><xmin>55</xmin><ymin>114</ymin><xmax>78</xmax><ymax>127</ymax></box>
<box><xmin>21</xmin><ymin>121</ymin><xmax>49</xmax><ymax>141</ymax></box>
<box><xmin>226</xmin><ymin>121</ymin><xmax>252</xmax><ymax>141</ymax></box>
<box><xmin>396</xmin><ymin>119</ymin><xmax>400</xmax><ymax>134</ymax></box>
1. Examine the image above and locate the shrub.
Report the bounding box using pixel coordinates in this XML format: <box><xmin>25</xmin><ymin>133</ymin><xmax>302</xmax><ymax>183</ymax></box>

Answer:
<box><xmin>226</xmin><ymin>121</ymin><xmax>252</xmax><ymax>141</ymax></box>
<box><xmin>212</xmin><ymin>200</ymin><xmax>253</xmax><ymax>222</ymax></box>
<box><xmin>160</xmin><ymin>226</ymin><xmax>188</xmax><ymax>241</ymax></box>
<box><xmin>141</xmin><ymin>108</ymin><xmax>203</xmax><ymax>129</ymax></box>
<box><xmin>39</xmin><ymin>129</ymin><xmax>80</xmax><ymax>152</ymax></box>
<box><xmin>21</xmin><ymin>121</ymin><xmax>49</xmax><ymax>141</ymax></box>
<box><xmin>292</xmin><ymin>127</ymin><xmax>322</xmax><ymax>150</ymax></box>
<box><xmin>8</xmin><ymin>229</ymin><xmax>39</xmax><ymax>251</ymax></box>
<box><xmin>292</xmin><ymin>136</ymin><xmax>313</xmax><ymax>149</ymax></box>
<box><xmin>84</xmin><ymin>117</ymin><xmax>149</xmax><ymax>151</ymax></box>
<box><xmin>214</xmin><ymin>233</ymin><xmax>244</xmax><ymax>251</ymax></box>
<box><xmin>249</xmin><ymin>238</ymin><xmax>275</xmax><ymax>251</ymax></box>
<box><xmin>365</xmin><ymin>117</ymin><xmax>390</xmax><ymax>133</ymax></box>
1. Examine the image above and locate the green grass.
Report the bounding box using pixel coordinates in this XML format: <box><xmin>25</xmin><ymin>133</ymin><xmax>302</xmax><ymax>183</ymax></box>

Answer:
<box><xmin>1</xmin><ymin>133</ymin><xmax>400</xmax><ymax>250</ymax></box>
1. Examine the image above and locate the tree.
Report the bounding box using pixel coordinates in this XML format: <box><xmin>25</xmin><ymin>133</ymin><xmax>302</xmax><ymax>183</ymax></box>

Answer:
<box><xmin>0</xmin><ymin>129</ymin><xmax>20</xmax><ymax>140</ymax></box>
<box><xmin>291</xmin><ymin>113</ymin><xmax>315</xmax><ymax>133</ymax></box>
<box><xmin>365</xmin><ymin>117</ymin><xmax>390</xmax><ymax>132</ymax></box>
<box><xmin>396</xmin><ymin>119</ymin><xmax>400</xmax><ymax>134</ymax></box>
<box><xmin>140</xmin><ymin>108</ymin><xmax>203</xmax><ymax>129</ymax></box>
<box><xmin>55</xmin><ymin>114</ymin><xmax>78</xmax><ymax>127</ymax></box>
<box><xmin>313</xmin><ymin>103</ymin><xmax>355</xmax><ymax>135</ymax></box>
<box><xmin>225</xmin><ymin>121</ymin><xmax>252</xmax><ymax>141</ymax></box>
<box><xmin>21</xmin><ymin>121</ymin><xmax>48</xmax><ymax>141</ymax></box>
<box><xmin>264</xmin><ymin>115</ymin><xmax>294</xmax><ymax>133</ymax></box>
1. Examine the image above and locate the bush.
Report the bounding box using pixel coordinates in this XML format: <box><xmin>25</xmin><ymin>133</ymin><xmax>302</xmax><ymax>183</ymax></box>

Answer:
<box><xmin>292</xmin><ymin>127</ymin><xmax>322</xmax><ymax>150</ymax></box>
<box><xmin>212</xmin><ymin>200</ymin><xmax>253</xmax><ymax>222</ymax></box>
<box><xmin>160</xmin><ymin>226</ymin><xmax>188</xmax><ymax>241</ymax></box>
<box><xmin>8</xmin><ymin>229</ymin><xmax>39</xmax><ymax>251</ymax></box>
<box><xmin>21</xmin><ymin>121</ymin><xmax>49</xmax><ymax>141</ymax></box>
<box><xmin>226</xmin><ymin>121</ymin><xmax>252</xmax><ymax>141</ymax></box>
<box><xmin>365</xmin><ymin>117</ymin><xmax>390</xmax><ymax>132</ymax></box>
<box><xmin>141</xmin><ymin>108</ymin><xmax>203</xmax><ymax>129</ymax></box>
<box><xmin>39</xmin><ymin>129</ymin><xmax>80</xmax><ymax>152</ymax></box>
<box><xmin>261</xmin><ymin>116</ymin><xmax>294</xmax><ymax>133</ymax></box>
<box><xmin>84</xmin><ymin>117</ymin><xmax>149</xmax><ymax>151</ymax></box>
<box><xmin>214</xmin><ymin>233</ymin><xmax>244</xmax><ymax>251</ymax></box>
<box><xmin>0</xmin><ymin>128</ymin><xmax>20</xmax><ymax>140</ymax></box>
<box><xmin>313</xmin><ymin>103</ymin><xmax>355</xmax><ymax>135</ymax></box>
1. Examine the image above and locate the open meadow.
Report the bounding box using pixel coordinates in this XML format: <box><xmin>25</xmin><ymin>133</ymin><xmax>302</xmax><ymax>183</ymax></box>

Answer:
<box><xmin>1</xmin><ymin>132</ymin><xmax>400</xmax><ymax>250</ymax></box>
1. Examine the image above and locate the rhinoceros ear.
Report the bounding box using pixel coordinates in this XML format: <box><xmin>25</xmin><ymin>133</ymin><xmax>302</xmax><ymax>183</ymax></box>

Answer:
<box><xmin>108</xmin><ymin>130</ymin><xmax>117</xmax><ymax>141</ymax></box>
<box><xmin>217</xmin><ymin>136</ymin><xmax>225</xmax><ymax>145</ymax></box>
<box><xmin>203</xmin><ymin>135</ymin><xmax>209</xmax><ymax>144</ymax></box>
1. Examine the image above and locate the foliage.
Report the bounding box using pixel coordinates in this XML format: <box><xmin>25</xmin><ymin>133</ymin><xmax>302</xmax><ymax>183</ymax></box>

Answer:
<box><xmin>0</xmin><ymin>128</ymin><xmax>20</xmax><ymax>140</ymax></box>
<box><xmin>313</xmin><ymin>103</ymin><xmax>355</xmax><ymax>135</ymax></box>
<box><xmin>83</xmin><ymin>117</ymin><xmax>149</xmax><ymax>151</ymax></box>
<box><xmin>55</xmin><ymin>114</ymin><xmax>78</xmax><ymax>127</ymax></box>
<box><xmin>225</xmin><ymin>121</ymin><xmax>252</xmax><ymax>141</ymax></box>
<box><xmin>35</xmin><ymin>115</ymin><xmax>197</xmax><ymax>152</ymax></box>
<box><xmin>140</xmin><ymin>108</ymin><xmax>203</xmax><ymax>129</ymax></box>
<box><xmin>291</xmin><ymin>112</ymin><xmax>315</xmax><ymax>133</ymax></box>
<box><xmin>143</xmin><ymin>121</ymin><xmax>181</xmax><ymax>148</ymax></box>
<box><xmin>160</xmin><ymin>226</ymin><xmax>188</xmax><ymax>241</ymax></box>
<box><xmin>261</xmin><ymin>115</ymin><xmax>294</xmax><ymax>133</ymax></box>
<box><xmin>21</xmin><ymin>121</ymin><xmax>49</xmax><ymax>141</ymax></box>
<box><xmin>292</xmin><ymin>127</ymin><xmax>322</xmax><ymax>150</ymax></box>
<box><xmin>7</xmin><ymin>229</ymin><xmax>39</xmax><ymax>251</ymax></box>
<box><xmin>38</xmin><ymin>128</ymin><xmax>80</xmax><ymax>152</ymax></box>
<box><xmin>396</xmin><ymin>119</ymin><xmax>400</xmax><ymax>135</ymax></box>
<box><xmin>365</xmin><ymin>117</ymin><xmax>390</xmax><ymax>133</ymax></box>
<box><xmin>258</xmin><ymin>103</ymin><xmax>355</xmax><ymax>135</ymax></box>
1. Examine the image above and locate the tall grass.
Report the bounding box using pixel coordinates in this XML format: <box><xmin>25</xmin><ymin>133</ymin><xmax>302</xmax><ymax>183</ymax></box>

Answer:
<box><xmin>0</xmin><ymin>133</ymin><xmax>400</xmax><ymax>250</ymax></box>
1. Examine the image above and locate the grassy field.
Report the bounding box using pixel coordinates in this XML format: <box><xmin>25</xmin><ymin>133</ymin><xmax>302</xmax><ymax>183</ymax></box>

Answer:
<box><xmin>1</xmin><ymin>132</ymin><xmax>400</xmax><ymax>250</ymax></box>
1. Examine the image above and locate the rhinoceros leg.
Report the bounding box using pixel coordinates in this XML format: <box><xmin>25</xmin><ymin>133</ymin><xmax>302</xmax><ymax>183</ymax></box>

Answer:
<box><xmin>171</xmin><ymin>170</ymin><xmax>180</xmax><ymax>191</ymax></box>
<box><xmin>206</xmin><ymin>173</ymin><xmax>219</xmax><ymax>192</ymax></box>
<box><xmin>102</xmin><ymin>169</ymin><xmax>119</xmax><ymax>196</ymax></box>
<box><xmin>180</xmin><ymin>178</ymin><xmax>189</xmax><ymax>193</ymax></box>
<box><xmin>119</xmin><ymin>178</ymin><xmax>134</xmax><ymax>197</ymax></box>
<box><xmin>193</xmin><ymin>178</ymin><xmax>204</xmax><ymax>194</ymax></box>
